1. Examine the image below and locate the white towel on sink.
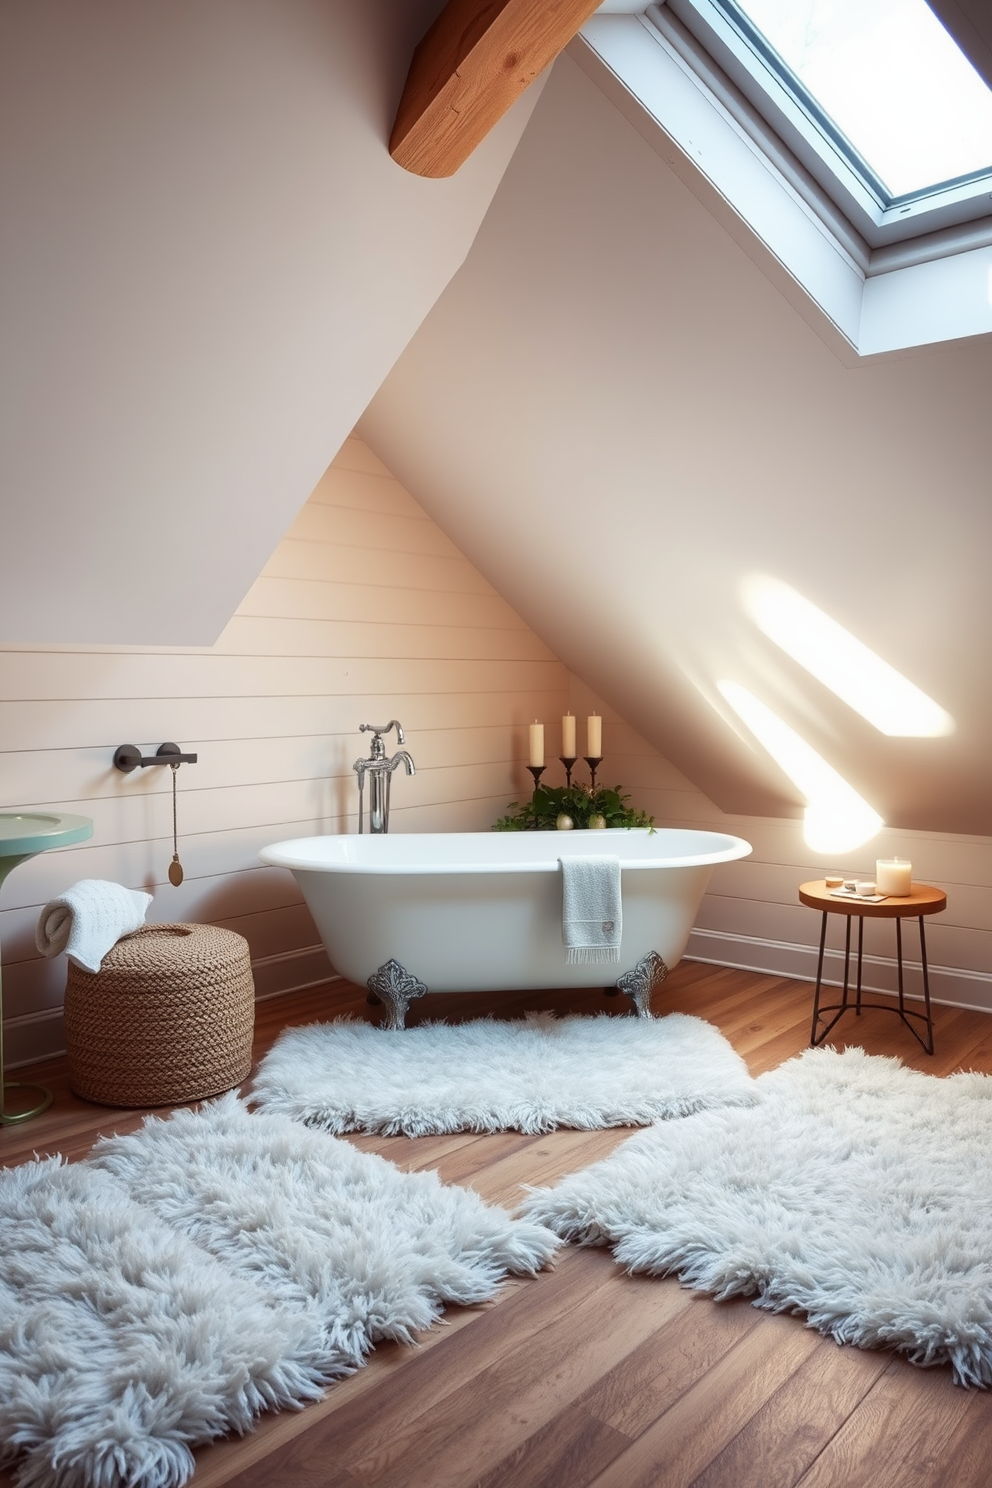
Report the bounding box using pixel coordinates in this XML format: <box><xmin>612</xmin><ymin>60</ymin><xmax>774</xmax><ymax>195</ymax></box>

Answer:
<box><xmin>559</xmin><ymin>855</ymin><xmax>622</xmax><ymax>964</ymax></box>
<box><xmin>35</xmin><ymin>879</ymin><xmax>153</xmax><ymax>973</ymax></box>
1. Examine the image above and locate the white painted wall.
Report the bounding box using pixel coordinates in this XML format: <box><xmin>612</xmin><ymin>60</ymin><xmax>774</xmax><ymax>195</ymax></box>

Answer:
<box><xmin>361</xmin><ymin>49</ymin><xmax>992</xmax><ymax>841</ymax></box>
<box><xmin>0</xmin><ymin>0</ymin><xmax>544</xmax><ymax>646</ymax></box>
<box><xmin>0</xmin><ymin>438</ymin><xmax>568</xmax><ymax>1066</ymax></box>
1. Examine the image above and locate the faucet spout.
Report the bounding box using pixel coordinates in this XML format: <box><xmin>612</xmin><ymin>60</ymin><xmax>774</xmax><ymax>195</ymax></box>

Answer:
<box><xmin>388</xmin><ymin>751</ymin><xmax>416</xmax><ymax>777</ymax></box>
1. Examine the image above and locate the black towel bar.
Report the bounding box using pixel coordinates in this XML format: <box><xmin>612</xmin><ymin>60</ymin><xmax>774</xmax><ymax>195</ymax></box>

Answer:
<box><xmin>113</xmin><ymin>742</ymin><xmax>198</xmax><ymax>773</ymax></box>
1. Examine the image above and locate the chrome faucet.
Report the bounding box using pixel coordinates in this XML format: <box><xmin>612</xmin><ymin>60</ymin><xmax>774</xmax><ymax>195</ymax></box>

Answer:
<box><xmin>353</xmin><ymin>721</ymin><xmax>415</xmax><ymax>834</ymax></box>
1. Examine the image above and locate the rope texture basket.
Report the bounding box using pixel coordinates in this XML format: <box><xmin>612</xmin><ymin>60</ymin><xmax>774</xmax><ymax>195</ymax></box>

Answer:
<box><xmin>65</xmin><ymin>923</ymin><xmax>255</xmax><ymax>1107</ymax></box>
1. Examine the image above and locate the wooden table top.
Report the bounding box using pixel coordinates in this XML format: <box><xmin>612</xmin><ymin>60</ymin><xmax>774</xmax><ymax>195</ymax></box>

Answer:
<box><xmin>799</xmin><ymin>880</ymin><xmax>947</xmax><ymax>919</ymax></box>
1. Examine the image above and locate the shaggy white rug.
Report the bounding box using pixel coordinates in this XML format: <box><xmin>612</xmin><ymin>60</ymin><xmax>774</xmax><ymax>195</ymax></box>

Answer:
<box><xmin>0</xmin><ymin>1094</ymin><xmax>558</xmax><ymax>1488</ymax></box>
<box><xmin>251</xmin><ymin>1012</ymin><xmax>758</xmax><ymax>1136</ymax></box>
<box><xmin>521</xmin><ymin>1045</ymin><xmax>992</xmax><ymax>1387</ymax></box>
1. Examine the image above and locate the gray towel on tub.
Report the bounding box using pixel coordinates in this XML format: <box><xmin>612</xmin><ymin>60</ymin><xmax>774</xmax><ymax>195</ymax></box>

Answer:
<box><xmin>559</xmin><ymin>855</ymin><xmax>622</xmax><ymax>964</ymax></box>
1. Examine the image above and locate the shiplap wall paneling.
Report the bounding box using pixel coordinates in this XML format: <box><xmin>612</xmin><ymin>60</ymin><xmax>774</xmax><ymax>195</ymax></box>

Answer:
<box><xmin>0</xmin><ymin>437</ymin><xmax>569</xmax><ymax>1066</ymax></box>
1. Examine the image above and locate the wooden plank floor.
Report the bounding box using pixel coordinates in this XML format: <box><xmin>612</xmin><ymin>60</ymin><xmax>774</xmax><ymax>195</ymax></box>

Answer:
<box><xmin>3</xmin><ymin>962</ymin><xmax>992</xmax><ymax>1488</ymax></box>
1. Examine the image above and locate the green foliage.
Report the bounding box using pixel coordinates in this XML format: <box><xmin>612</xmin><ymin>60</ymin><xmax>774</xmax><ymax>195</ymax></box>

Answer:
<box><xmin>492</xmin><ymin>782</ymin><xmax>654</xmax><ymax>832</ymax></box>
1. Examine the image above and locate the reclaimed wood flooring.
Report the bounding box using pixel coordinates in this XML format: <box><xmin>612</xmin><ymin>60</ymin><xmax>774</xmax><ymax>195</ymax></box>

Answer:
<box><xmin>3</xmin><ymin>961</ymin><xmax>992</xmax><ymax>1488</ymax></box>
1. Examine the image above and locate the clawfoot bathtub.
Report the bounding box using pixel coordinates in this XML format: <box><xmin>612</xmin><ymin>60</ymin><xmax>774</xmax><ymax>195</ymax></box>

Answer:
<box><xmin>260</xmin><ymin>829</ymin><xmax>751</xmax><ymax>1027</ymax></box>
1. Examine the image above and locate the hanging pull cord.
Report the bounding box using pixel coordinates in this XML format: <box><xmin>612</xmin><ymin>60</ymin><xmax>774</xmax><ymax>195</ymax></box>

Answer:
<box><xmin>168</xmin><ymin>762</ymin><xmax>184</xmax><ymax>886</ymax></box>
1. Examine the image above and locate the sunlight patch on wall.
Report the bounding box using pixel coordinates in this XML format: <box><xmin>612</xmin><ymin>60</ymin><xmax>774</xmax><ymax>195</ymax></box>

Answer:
<box><xmin>742</xmin><ymin>576</ymin><xmax>954</xmax><ymax>737</ymax></box>
<box><xmin>718</xmin><ymin>681</ymin><xmax>884</xmax><ymax>853</ymax></box>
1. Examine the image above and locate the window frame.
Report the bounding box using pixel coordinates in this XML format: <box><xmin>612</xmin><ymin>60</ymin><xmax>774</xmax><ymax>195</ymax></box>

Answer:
<box><xmin>661</xmin><ymin>0</ymin><xmax>992</xmax><ymax>251</ymax></box>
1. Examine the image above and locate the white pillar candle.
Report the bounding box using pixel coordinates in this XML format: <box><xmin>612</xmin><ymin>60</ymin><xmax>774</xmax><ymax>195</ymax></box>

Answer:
<box><xmin>529</xmin><ymin>721</ymin><xmax>545</xmax><ymax>768</ymax></box>
<box><xmin>587</xmin><ymin>714</ymin><xmax>602</xmax><ymax>757</ymax></box>
<box><xmin>876</xmin><ymin>858</ymin><xmax>912</xmax><ymax>896</ymax></box>
<box><xmin>561</xmin><ymin>714</ymin><xmax>576</xmax><ymax>757</ymax></box>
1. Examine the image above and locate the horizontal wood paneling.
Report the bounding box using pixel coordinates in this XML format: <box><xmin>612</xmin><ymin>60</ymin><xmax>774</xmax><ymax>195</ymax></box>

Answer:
<box><xmin>0</xmin><ymin>437</ymin><xmax>569</xmax><ymax>1063</ymax></box>
<box><xmin>212</xmin><ymin>617</ymin><xmax>557</xmax><ymax>661</ymax></box>
<box><xmin>237</xmin><ymin>577</ymin><xmax>531</xmax><ymax>629</ymax></box>
<box><xmin>0</xmin><ymin>762</ymin><xmax>536</xmax><ymax>886</ymax></box>
<box><xmin>0</xmin><ymin>651</ymin><xmax>562</xmax><ymax>702</ymax></box>
<box><xmin>1</xmin><ymin>725</ymin><xmax>551</xmax><ymax>806</ymax></box>
<box><xmin>309</xmin><ymin>468</ymin><xmax>425</xmax><ymax>516</ymax></box>
<box><xmin>322</xmin><ymin>440</ymin><xmax>395</xmax><ymax>480</ymax></box>
<box><xmin>262</xmin><ymin>539</ymin><xmax>499</xmax><ymax>592</ymax></box>
<box><xmin>285</xmin><ymin>501</ymin><xmax>463</xmax><ymax>557</ymax></box>
<box><xmin>0</xmin><ymin>689</ymin><xmax>560</xmax><ymax>753</ymax></box>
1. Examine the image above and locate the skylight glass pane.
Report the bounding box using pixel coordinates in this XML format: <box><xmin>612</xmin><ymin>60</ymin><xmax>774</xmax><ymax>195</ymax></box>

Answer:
<box><xmin>732</xmin><ymin>0</ymin><xmax>992</xmax><ymax>196</ymax></box>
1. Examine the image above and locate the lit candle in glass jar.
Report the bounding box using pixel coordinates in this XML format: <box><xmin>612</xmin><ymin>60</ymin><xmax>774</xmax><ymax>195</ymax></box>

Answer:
<box><xmin>876</xmin><ymin>858</ymin><xmax>912</xmax><ymax>896</ymax></box>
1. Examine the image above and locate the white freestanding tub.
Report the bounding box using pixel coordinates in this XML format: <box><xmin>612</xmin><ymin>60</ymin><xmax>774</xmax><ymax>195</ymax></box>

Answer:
<box><xmin>260</xmin><ymin>829</ymin><xmax>751</xmax><ymax>1026</ymax></box>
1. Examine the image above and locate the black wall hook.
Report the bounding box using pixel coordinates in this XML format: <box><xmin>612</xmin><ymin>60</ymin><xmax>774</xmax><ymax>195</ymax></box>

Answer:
<box><xmin>113</xmin><ymin>742</ymin><xmax>198</xmax><ymax>773</ymax></box>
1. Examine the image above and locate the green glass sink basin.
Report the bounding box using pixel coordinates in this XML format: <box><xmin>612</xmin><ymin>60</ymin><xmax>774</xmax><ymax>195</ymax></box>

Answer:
<box><xmin>0</xmin><ymin>810</ymin><xmax>93</xmax><ymax>1123</ymax></box>
<box><xmin>0</xmin><ymin>812</ymin><xmax>93</xmax><ymax>860</ymax></box>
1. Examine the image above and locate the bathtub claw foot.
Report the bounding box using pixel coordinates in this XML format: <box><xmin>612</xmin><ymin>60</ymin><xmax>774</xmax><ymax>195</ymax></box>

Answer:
<box><xmin>616</xmin><ymin>951</ymin><xmax>669</xmax><ymax>1018</ymax></box>
<box><xmin>367</xmin><ymin>958</ymin><xmax>428</xmax><ymax>1030</ymax></box>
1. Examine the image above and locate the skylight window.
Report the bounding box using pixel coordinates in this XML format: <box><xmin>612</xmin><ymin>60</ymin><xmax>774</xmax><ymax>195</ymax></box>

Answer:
<box><xmin>583</xmin><ymin>2</ymin><xmax>992</xmax><ymax>351</ymax></box>
<box><xmin>731</xmin><ymin>0</ymin><xmax>992</xmax><ymax>198</ymax></box>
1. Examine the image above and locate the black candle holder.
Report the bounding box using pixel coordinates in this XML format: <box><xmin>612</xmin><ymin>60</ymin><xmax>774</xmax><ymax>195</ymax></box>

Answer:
<box><xmin>584</xmin><ymin>755</ymin><xmax>603</xmax><ymax>792</ymax></box>
<box><xmin>559</xmin><ymin>756</ymin><xmax>577</xmax><ymax>788</ymax></box>
<box><xmin>526</xmin><ymin>764</ymin><xmax>546</xmax><ymax>830</ymax></box>
<box><xmin>526</xmin><ymin>764</ymin><xmax>546</xmax><ymax>793</ymax></box>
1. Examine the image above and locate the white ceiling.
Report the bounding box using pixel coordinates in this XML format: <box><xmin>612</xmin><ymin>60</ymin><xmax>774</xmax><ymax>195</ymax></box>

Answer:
<box><xmin>361</xmin><ymin>42</ymin><xmax>992</xmax><ymax>836</ymax></box>
<box><xmin>0</xmin><ymin>0</ymin><xmax>543</xmax><ymax>644</ymax></box>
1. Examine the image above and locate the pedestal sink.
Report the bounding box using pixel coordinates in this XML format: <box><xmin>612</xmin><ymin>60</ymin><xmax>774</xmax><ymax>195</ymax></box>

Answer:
<box><xmin>0</xmin><ymin>812</ymin><xmax>93</xmax><ymax>1124</ymax></box>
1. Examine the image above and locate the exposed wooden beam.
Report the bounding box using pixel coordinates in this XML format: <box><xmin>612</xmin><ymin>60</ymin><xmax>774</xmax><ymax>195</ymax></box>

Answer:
<box><xmin>390</xmin><ymin>0</ymin><xmax>604</xmax><ymax>178</ymax></box>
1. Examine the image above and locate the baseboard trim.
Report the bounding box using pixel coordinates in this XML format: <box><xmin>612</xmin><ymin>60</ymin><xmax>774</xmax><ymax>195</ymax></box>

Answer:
<box><xmin>250</xmin><ymin>944</ymin><xmax>337</xmax><ymax>1001</ymax></box>
<box><xmin>685</xmin><ymin>927</ymin><xmax>992</xmax><ymax>1015</ymax></box>
<box><xmin>4</xmin><ymin>943</ymin><xmax>340</xmax><ymax>1070</ymax></box>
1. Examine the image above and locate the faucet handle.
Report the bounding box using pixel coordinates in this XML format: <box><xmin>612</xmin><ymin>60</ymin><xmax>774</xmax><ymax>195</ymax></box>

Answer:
<box><xmin>359</xmin><ymin>720</ymin><xmax>405</xmax><ymax>744</ymax></box>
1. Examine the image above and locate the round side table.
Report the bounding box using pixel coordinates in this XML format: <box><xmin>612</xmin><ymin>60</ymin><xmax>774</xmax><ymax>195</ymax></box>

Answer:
<box><xmin>798</xmin><ymin>880</ymin><xmax>947</xmax><ymax>1055</ymax></box>
<box><xmin>0</xmin><ymin>812</ymin><xmax>93</xmax><ymax>1124</ymax></box>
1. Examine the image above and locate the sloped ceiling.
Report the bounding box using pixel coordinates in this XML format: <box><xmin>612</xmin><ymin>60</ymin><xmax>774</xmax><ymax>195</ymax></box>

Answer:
<box><xmin>0</xmin><ymin>0</ymin><xmax>543</xmax><ymax>645</ymax></box>
<box><xmin>930</xmin><ymin>0</ymin><xmax>992</xmax><ymax>89</ymax></box>
<box><xmin>361</xmin><ymin>42</ymin><xmax>992</xmax><ymax>837</ymax></box>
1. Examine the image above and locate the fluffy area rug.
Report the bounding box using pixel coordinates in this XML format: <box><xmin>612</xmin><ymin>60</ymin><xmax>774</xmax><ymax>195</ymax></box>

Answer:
<box><xmin>251</xmin><ymin>1012</ymin><xmax>758</xmax><ymax>1136</ymax></box>
<box><xmin>521</xmin><ymin>1045</ymin><xmax>992</xmax><ymax>1387</ymax></box>
<box><xmin>0</xmin><ymin>1094</ymin><xmax>559</xmax><ymax>1488</ymax></box>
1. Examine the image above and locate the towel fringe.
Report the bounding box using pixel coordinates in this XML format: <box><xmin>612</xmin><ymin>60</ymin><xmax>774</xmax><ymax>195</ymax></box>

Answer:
<box><xmin>565</xmin><ymin>948</ymin><xmax>622</xmax><ymax>965</ymax></box>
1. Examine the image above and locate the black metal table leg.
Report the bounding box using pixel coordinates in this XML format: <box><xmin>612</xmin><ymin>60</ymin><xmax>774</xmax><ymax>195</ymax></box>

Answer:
<box><xmin>917</xmin><ymin>915</ymin><xmax>935</xmax><ymax>1055</ymax></box>
<box><xmin>842</xmin><ymin>914</ymin><xmax>852</xmax><ymax>1011</ymax></box>
<box><xmin>811</xmin><ymin>910</ymin><xmax>857</xmax><ymax>1047</ymax></box>
<box><xmin>810</xmin><ymin>911</ymin><xmax>828</xmax><ymax>1044</ymax></box>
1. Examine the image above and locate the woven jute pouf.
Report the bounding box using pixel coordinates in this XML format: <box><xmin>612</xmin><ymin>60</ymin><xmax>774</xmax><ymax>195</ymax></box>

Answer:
<box><xmin>64</xmin><ymin>923</ymin><xmax>255</xmax><ymax>1107</ymax></box>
